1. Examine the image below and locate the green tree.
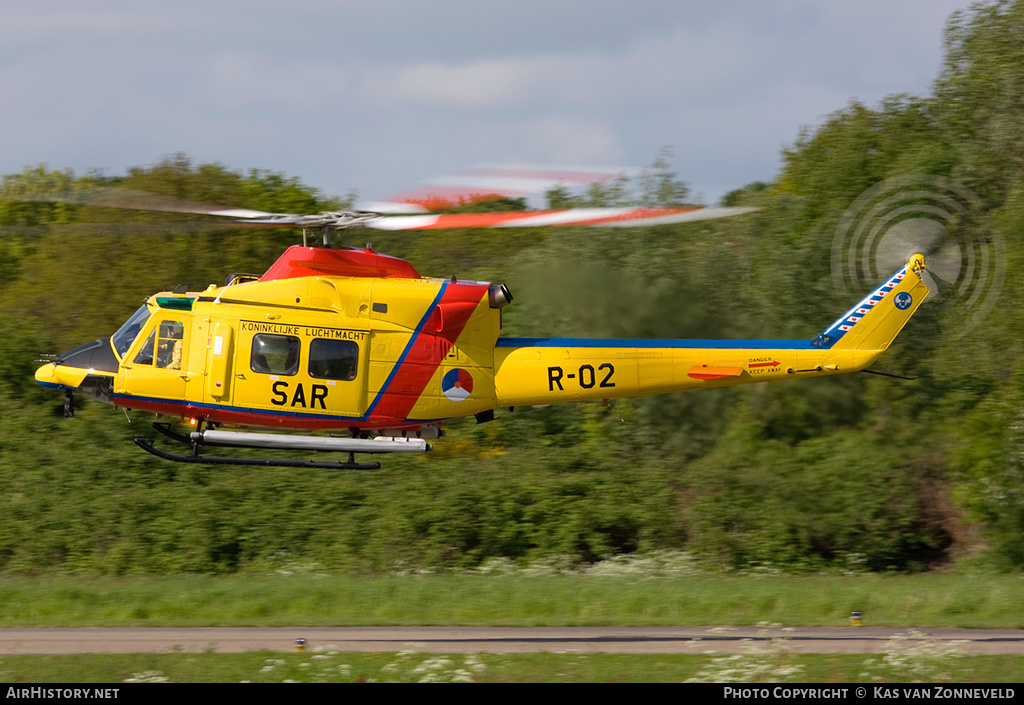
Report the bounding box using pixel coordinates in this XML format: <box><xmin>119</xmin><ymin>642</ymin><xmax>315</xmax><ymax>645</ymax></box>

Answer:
<box><xmin>934</xmin><ymin>0</ymin><xmax>1024</xmax><ymax>202</ymax></box>
<box><xmin>543</xmin><ymin>151</ymin><xmax>691</xmax><ymax>209</ymax></box>
<box><xmin>637</xmin><ymin>147</ymin><xmax>690</xmax><ymax>207</ymax></box>
<box><xmin>951</xmin><ymin>374</ymin><xmax>1024</xmax><ymax>569</ymax></box>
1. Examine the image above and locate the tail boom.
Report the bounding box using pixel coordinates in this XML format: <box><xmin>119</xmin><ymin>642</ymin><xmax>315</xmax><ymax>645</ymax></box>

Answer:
<box><xmin>492</xmin><ymin>255</ymin><xmax>929</xmax><ymax>408</ymax></box>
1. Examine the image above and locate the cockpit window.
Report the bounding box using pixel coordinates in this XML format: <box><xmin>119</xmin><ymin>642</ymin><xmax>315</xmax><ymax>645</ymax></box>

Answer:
<box><xmin>133</xmin><ymin>331</ymin><xmax>156</xmax><ymax>365</ymax></box>
<box><xmin>111</xmin><ymin>305</ymin><xmax>152</xmax><ymax>359</ymax></box>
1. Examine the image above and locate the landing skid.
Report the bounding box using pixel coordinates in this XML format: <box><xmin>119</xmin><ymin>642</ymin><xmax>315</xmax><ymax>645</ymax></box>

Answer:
<box><xmin>134</xmin><ymin>422</ymin><xmax>383</xmax><ymax>469</ymax></box>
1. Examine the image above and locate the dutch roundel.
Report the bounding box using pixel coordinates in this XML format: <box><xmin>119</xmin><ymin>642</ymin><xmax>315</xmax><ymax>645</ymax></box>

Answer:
<box><xmin>442</xmin><ymin>368</ymin><xmax>474</xmax><ymax>401</ymax></box>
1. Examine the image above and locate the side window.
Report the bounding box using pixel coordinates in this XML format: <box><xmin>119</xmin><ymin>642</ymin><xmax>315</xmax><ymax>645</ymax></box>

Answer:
<box><xmin>309</xmin><ymin>339</ymin><xmax>359</xmax><ymax>381</ymax></box>
<box><xmin>156</xmin><ymin>321</ymin><xmax>184</xmax><ymax>370</ymax></box>
<box><xmin>133</xmin><ymin>320</ymin><xmax>184</xmax><ymax>369</ymax></box>
<box><xmin>251</xmin><ymin>334</ymin><xmax>300</xmax><ymax>375</ymax></box>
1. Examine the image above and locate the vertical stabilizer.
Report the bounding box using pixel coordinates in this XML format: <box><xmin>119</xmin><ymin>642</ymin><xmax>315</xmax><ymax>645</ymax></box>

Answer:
<box><xmin>818</xmin><ymin>254</ymin><xmax>929</xmax><ymax>352</ymax></box>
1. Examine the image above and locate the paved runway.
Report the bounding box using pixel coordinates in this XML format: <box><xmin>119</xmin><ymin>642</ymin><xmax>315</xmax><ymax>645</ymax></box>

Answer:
<box><xmin>1</xmin><ymin>627</ymin><xmax>1022</xmax><ymax>655</ymax></box>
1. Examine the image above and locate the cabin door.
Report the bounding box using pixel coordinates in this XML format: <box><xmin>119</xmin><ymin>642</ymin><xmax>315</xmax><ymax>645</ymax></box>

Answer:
<box><xmin>202</xmin><ymin>318</ymin><xmax>236</xmax><ymax>405</ymax></box>
<box><xmin>229</xmin><ymin>321</ymin><xmax>369</xmax><ymax>421</ymax></box>
<box><xmin>117</xmin><ymin>314</ymin><xmax>190</xmax><ymax>403</ymax></box>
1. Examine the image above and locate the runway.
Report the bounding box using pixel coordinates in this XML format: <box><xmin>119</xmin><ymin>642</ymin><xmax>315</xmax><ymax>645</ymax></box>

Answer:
<box><xmin>1</xmin><ymin>627</ymin><xmax>1022</xmax><ymax>655</ymax></box>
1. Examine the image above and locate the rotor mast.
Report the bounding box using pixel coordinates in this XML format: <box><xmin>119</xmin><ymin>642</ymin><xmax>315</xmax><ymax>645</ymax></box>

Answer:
<box><xmin>254</xmin><ymin>210</ymin><xmax>380</xmax><ymax>248</ymax></box>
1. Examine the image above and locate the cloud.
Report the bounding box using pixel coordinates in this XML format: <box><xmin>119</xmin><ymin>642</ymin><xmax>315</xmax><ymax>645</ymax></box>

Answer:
<box><xmin>200</xmin><ymin>52</ymin><xmax>351</xmax><ymax>108</ymax></box>
<box><xmin>516</xmin><ymin>115</ymin><xmax>622</xmax><ymax>164</ymax></box>
<box><xmin>366</xmin><ymin>57</ymin><xmax>540</xmax><ymax>108</ymax></box>
<box><xmin>0</xmin><ymin>0</ymin><xmax>977</xmax><ymax>204</ymax></box>
<box><xmin>355</xmin><ymin>19</ymin><xmax>834</xmax><ymax>114</ymax></box>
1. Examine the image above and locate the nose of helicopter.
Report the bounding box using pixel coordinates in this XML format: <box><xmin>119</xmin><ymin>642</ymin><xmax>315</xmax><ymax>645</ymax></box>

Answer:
<box><xmin>34</xmin><ymin>361</ymin><xmax>63</xmax><ymax>389</ymax></box>
<box><xmin>35</xmin><ymin>337</ymin><xmax>119</xmax><ymax>400</ymax></box>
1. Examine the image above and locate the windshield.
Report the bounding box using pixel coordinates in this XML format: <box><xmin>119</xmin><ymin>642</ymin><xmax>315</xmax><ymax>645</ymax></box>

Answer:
<box><xmin>111</xmin><ymin>305</ymin><xmax>153</xmax><ymax>359</ymax></box>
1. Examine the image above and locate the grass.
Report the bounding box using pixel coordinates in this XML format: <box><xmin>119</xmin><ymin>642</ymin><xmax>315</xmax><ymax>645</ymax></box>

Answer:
<box><xmin>3</xmin><ymin>570</ymin><xmax>1024</xmax><ymax>682</ymax></box>
<box><xmin>2</xmin><ymin>651</ymin><xmax>1023</xmax><ymax>683</ymax></box>
<box><xmin>0</xmin><ymin>571</ymin><xmax>1023</xmax><ymax>628</ymax></box>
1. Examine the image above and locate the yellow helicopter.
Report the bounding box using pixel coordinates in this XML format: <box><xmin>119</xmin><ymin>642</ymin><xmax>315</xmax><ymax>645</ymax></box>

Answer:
<box><xmin>31</xmin><ymin>184</ymin><xmax>930</xmax><ymax>469</ymax></box>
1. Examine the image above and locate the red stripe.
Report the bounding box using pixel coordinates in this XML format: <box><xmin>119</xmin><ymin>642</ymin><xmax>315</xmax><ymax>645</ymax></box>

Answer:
<box><xmin>369</xmin><ymin>281</ymin><xmax>486</xmax><ymax>422</ymax></box>
<box><xmin>388</xmin><ymin>187</ymin><xmax>523</xmax><ymax>211</ymax></box>
<box><xmin>567</xmin><ymin>207</ymin><xmax>703</xmax><ymax>225</ymax></box>
<box><xmin>394</xmin><ymin>207</ymin><xmax>705</xmax><ymax>229</ymax></box>
<box><xmin>408</xmin><ymin>212</ymin><xmax>553</xmax><ymax>229</ymax></box>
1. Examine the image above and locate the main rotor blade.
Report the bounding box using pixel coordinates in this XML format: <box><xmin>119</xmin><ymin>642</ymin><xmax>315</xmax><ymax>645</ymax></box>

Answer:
<box><xmin>0</xmin><ymin>221</ymin><xmax>271</xmax><ymax>237</ymax></box>
<box><xmin>2</xmin><ymin>183</ymin><xmax>759</xmax><ymax>234</ymax></box>
<box><xmin>365</xmin><ymin>206</ymin><xmax>759</xmax><ymax>230</ymax></box>
<box><xmin>363</xmin><ymin>164</ymin><xmax>642</xmax><ymax>212</ymax></box>
<box><xmin>2</xmin><ymin>185</ymin><xmax>279</xmax><ymax>220</ymax></box>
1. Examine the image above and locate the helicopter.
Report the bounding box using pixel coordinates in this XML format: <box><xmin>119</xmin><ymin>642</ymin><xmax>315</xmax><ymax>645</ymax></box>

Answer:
<box><xmin>30</xmin><ymin>179</ymin><xmax>930</xmax><ymax>469</ymax></box>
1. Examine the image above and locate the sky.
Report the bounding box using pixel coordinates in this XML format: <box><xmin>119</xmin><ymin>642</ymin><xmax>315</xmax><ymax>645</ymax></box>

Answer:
<box><xmin>0</xmin><ymin>0</ymin><xmax>974</xmax><ymax>206</ymax></box>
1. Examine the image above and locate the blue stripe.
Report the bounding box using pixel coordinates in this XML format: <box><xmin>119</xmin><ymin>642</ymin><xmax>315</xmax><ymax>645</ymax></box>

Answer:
<box><xmin>362</xmin><ymin>279</ymin><xmax>450</xmax><ymax>418</ymax></box>
<box><xmin>495</xmin><ymin>337</ymin><xmax>818</xmax><ymax>350</ymax></box>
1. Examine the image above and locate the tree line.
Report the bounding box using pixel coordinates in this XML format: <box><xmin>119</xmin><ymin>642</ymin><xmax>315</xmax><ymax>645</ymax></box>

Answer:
<box><xmin>0</xmin><ymin>0</ymin><xmax>1022</xmax><ymax>574</ymax></box>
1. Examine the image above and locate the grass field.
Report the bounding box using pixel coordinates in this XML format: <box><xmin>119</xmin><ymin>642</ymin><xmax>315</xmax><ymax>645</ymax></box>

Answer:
<box><xmin>2</xmin><ymin>651</ymin><xmax>1023</xmax><ymax>683</ymax></box>
<box><xmin>1</xmin><ymin>571</ymin><xmax>1023</xmax><ymax>628</ymax></box>
<box><xmin>2</xmin><ymin>571</ymin><xmax>1023</xmax><ymax>682</ymax></box>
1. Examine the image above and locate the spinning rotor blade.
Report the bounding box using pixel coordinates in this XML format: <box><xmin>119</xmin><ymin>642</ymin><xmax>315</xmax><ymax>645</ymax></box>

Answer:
<box><xmin>366</xmin><ymin>206</ymin><xmax>759</xmax><ymax>231</ymax></box>
<box><xmin>873</xmin><ymin>218</ymin><xmax>963</xmax><ymax>300</ymax></box>
<box><xmin>362</xmin><ymin>164</ymin><xmax>643</xmax><ymax>212</ymax></box>
<box><xmin>830</xmin><ymin>175</ymin><xmax>1006</xmax><ymax>340</ymax></box>
<box><xmin>1</xmin><ymin>185</ymin><xmax>370</xmax><ymax>231</ymax></box>
<box><xmin>0</xmin><ymin>221</ymin><xmax>264</xmax><ymax>237</ymax></box>
<box><xmin>6</xmin><ymin>185</ymin><xmax>275</xmax><ymax>220</ymax></box>
<box><xmin>2</xmin><ymin>182</ymin><xmax>759</xmax><ymax>235</ymax></box>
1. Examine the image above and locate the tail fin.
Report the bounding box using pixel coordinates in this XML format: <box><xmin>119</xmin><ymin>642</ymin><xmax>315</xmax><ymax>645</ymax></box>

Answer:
<box><xmin>815</xmin><ymin>254</ymin><xmax>929</xmax><ymax>352</ymax></box>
